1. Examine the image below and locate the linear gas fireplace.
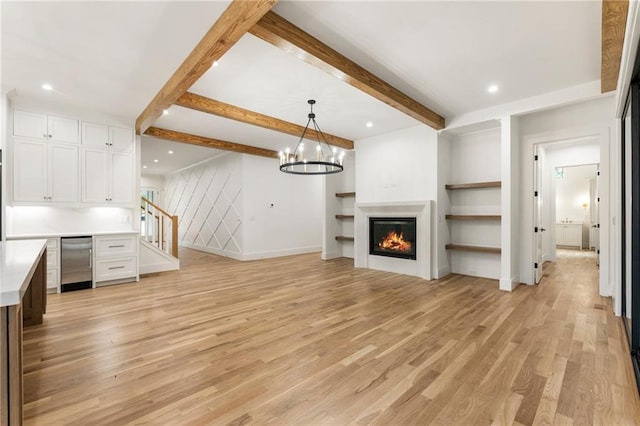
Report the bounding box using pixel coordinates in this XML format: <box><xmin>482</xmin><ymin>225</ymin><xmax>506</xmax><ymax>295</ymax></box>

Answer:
<box><xmin>369</xmin><ymin>217</ymin><xmax>417</xmax><ymax>260</ymax></box>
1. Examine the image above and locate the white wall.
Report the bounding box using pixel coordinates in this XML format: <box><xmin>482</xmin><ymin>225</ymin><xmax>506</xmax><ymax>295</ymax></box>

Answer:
<box><xmin>6</xmin><ymin>206</ymin><xmax>135</xmax><ymax>236</ymax></box>
<box><xmin>241</xmin><ymin>154</ymin><xmax>322</xmax><ymax>260</ymax></box>
<box><xmin>164</xmin><ymin>153</ymin><xmax>323</xmax><ymax>261</ymax></box>
<box><xmin>519</xmin><ymin>96</ymin><xmax>615</xmax><ymax>295</ymax></box>
<box><xmin>1</xmin><ymin>93</ymin><xmax>8</xmax><ymax>240</ymax></box>
<box><xmin>164</xmin><ymin>153</ymin><xmax>244</xmax><ymax>259</ymax></box>
<box><xmin>355</xmin><ymin>125</ymin><xmax>438</xmax><ymax>203</ymax></box>
<box><xmin>555</xmin><ymin>164</ymin><xmax>597</xmax><ymax>223</ymax></box>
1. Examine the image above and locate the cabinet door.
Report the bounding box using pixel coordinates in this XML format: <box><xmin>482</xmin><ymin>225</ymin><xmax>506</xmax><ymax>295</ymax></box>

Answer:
<box><xmin>566</xmin><ymin>226</ymin><xmax>582</xmax><ymax>247</ymax></box>
<box><xmin>556</xmin><ymin>225</ymin><xmax>566</xmax><ymax>245</ymax></box>
<box><xmin>81</xmin><ymin>122</ymin><xmax>109</xmax><ymax>148</ymax></box>
<box><xmin>109</xmin><ymin>126</ymin><xmax>133</xmax><ymax>151</ymax></box>
<box><xmin>81</xmin><ymin>148</ymin><xmax>109</xmax><ymax>203</ymax></box>
<box><xmin>47</xmin><ymin>115</ymin><xmax>78</xmax><ymax>144</ymax></box>
<box><xmin>13</xmin><ymin>110</ymin><xmax>47</xmax><ymax>140</ymax></box>
<box><xmin>13</xmin><ymin>139</ymin><xmax>47</xmax><ymax>202</ymax></box>
<box><xmin>49</xmin><ymin>144</ymin><xmax>79</xmax><ymax>203</ymax></box>
<box><xmin>110</xmin><ymin>151</ymin><xmax>134</xmax><ymax>204</ymax></box>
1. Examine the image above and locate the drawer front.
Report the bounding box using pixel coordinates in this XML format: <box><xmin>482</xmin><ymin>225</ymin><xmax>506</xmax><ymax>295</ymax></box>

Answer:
<box><xmin>95</xmin><ymin>257</ymin><xmax>136</xmax><ymax>281</ymax></box>
<box><xmin>47</xmin><ymin>249</ymin><xmax>59</xmax><ymax>269</ymax></box>
<box><xmin>47</xmin><ymin>268</ymin><xmax>59</xmax><ymax>290</ymax></box>
<box><xmin>46</xmin><ymin>238</ymin><xmax>59</xmax><ymax>250</ymax></box>
<box><xmin>95</xmin><ymin>236</ymin><xmax>136</xmax><ymax>258</ymax></box>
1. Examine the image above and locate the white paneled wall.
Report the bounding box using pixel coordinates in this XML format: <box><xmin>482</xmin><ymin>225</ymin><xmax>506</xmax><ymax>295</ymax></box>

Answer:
<box><xmin>164</xmin><ymin>154</ymin><xmax>243</xmax><ymax>258</ymax></box>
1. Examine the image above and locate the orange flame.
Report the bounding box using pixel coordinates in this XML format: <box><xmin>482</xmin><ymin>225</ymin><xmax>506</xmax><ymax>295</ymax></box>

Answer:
<box><xmin>378</xmin><ymin>231</ymin><xmax>412</xmax><ymax>252</ymax></box>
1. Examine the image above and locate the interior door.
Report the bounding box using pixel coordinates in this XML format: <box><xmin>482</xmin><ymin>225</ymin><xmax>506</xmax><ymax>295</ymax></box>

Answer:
<box><xmin>534</xmin><ymin>146</ymin><xmax>544</xmax><ymax>283</ymax></box>
<box><xmin>594</xmin><ymin>167</ymin><xmax>601</xmax><ymax>266</ymax></box>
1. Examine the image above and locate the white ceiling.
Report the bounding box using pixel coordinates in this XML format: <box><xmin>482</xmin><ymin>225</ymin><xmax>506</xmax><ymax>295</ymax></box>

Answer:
<box><xmin>1</xmin><ymin>1</ymin><xmax>602</xmax><ymax>175</ymax></box>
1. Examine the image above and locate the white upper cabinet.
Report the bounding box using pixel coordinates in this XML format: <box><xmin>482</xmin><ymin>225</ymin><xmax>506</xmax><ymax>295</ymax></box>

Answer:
<box><xmin>13</xmin><ymin>109</ymin><xmax>78</xmax><ymax>143</ymax></box>
<box><xmin>81</xmin><ymin>122</ymin><xmax>110</xmax><ymax>148</ymax></box>
<box><xmin>109</xmin><ymin>127</ymin><xmax>134</xmax><ymax>151</ymax></box>
<box><xmin>11</xmin><ymin>108</ymin><xmax>134</xmax><ymax>207</ymax></box>
<box><xmin>13</xmin><ymin>110</ymin><xmax>47</xmax><ymax>140</ymax></box>
<box><xmin>13</xmin><ymin>138</ymin><xmax>79</xmax><ymax>203</ymax></box>
<box><xmin>81</xmin><ymin>148</ymin><xmax>134</xmax><ymax>205</ymax></box>
<box><xmin>13</xmin><ymin>139</ymin><xmax>48</xmax><ymax>202</ymax></box>
<box><xmin>81</xmin><ymin>122</ymin><xmax>133</xmax><ymax>151</ymax></box>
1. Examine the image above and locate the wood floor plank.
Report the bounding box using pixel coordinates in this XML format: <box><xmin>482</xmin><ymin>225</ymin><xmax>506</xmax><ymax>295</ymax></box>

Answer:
<box><xmin>20</xmin><ymin>248</ymin><xmax>640</xmax><ymax>425</ymax></box>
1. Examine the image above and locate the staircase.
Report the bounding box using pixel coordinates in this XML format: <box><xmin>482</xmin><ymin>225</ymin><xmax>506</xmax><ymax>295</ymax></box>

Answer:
<box><xmin>139</xmin><ymin>196</ymin><xmax>180</xmax><ymax>274</ymax></box>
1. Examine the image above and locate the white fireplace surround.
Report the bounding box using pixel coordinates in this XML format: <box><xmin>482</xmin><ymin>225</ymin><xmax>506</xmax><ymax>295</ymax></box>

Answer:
<box><xmin>354</xmin><ymin>201</ymin><xmax>432</xmax><ymax>280</ymax></box>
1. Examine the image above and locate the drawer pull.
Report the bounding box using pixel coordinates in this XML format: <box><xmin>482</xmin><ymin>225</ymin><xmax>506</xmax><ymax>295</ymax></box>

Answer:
<box><xmin>108</xmin><ymin>245</ymin><xmax>125</xmax><ymax>248</ymax></box>
<box><xmin>108</xmin><ymin>266</ymin><xmax>126</xmax><ymax>270</ymax></box>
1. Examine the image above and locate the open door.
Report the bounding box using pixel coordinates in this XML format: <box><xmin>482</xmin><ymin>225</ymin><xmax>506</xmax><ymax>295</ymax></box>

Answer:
<box><xmin>594</xmin><ymin>167</ymin><xmax>601</xmax><ymax>266</ymax></box>
<box><xmin>533</xmin><ymin>146</ymin><xmax>545</xmax><ymax>283</ymax></box>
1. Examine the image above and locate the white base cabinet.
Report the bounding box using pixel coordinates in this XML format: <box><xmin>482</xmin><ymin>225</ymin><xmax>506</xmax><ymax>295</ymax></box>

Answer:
<box><xmin>556</xmin><ymin>223</ymin><xmax>582</xmax><ymax>248</ymax></box>
<box><xmin>46</xmin><ymin>238</ymin><xmax>60</xmax><ymax>292</ymax></box>
<box><xmin>93</xmin><ymin>234</ymin><xmax>138</xmax><ymax>286</ymax></box>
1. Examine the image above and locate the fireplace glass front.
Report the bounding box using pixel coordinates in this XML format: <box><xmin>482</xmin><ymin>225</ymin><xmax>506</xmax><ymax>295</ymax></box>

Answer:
<box><xmin>369</xmin><ymin>217</ymin><xmax>416</xmax><ymax>260</ymax></box>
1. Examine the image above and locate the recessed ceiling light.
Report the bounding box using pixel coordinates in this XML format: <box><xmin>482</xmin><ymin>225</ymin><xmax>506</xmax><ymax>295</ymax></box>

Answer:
<box><xmin>153</xmin><ymin>159</ymin><xmax>159</xmax><ymax>163</ymax></box>
<box><xmin>41</xmin><ymin>83</ymin><xmax>53</xmax><ymax>91</ymax></box>
<box><xmin>366</xmin><ymin>121</ymin><xmax>373</xmax><ymax>128</ymax></box>
<box><xmin>143</xmin><ymin>165</ymin><xmax>147</xmax><ymax>169</ymax></box>
<box><xmin>488</xmin><ymin>84</ymin><xmax>499</xmax><ymax>93</ymax></box>
<box><xmin>162</xmin><ymin>109</ymin><xmax>169</xmax><ymax>115</ymax></box>
<box><xmin>168</xmin><ymin>150</ymin><xmax>174</xmax><ymax>154</ymax></box>
<box><xmin>212</xmin><ymin>61</ymin><xmax>219</xmax><ymax>67</ymax></box>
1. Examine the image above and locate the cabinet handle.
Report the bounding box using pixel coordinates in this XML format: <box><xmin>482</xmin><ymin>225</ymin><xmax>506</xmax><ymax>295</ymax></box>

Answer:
<box><xmin>48</xmin><ymin>134</ymin><xmax>52</xmax><ymax>138</ymax></box>
<box><xmin>89</xmin><ymin>249</ymin><xmax>92</xmax><ymax>269</ymax></box>
<box><xmin>43</xmin><ymin>133</ymin><xmax>47</xmax><ymax>138</ymax></box>
<box><xmin>108</xmin><ymin>245</ymin><xmax>125</xmax><ymax>248</ymax></box>
<box><xmin>108</xmin><ymin>266</ymin><xmax>125</xmax><ymax>270</ymax></box>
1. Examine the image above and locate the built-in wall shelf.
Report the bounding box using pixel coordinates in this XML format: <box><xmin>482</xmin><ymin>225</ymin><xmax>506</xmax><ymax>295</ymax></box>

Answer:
<box><xmin>445</xmin><ymin>181</ymin><xmax>502</xmax><ymax>190</ymax></box>
<box><xmin>446</xmin><ymin>244</ymin><xmax>501</xmax><ymax>254</ymax></box>
<box><xmin>446</xmin><ymin>215</ymin><xmax>501</xmax><ymax>221</ymax></box>
<box><xmin>335</xmin><ymin>214</ymin><xmax>354</xmax><ymax>219</ymax></box>
<box><xmin>335</xmin><ymin>236</ymin><xmax>354</xmax><ymax>241</ymax></box>
<box><xmin>335</xmin><ymin>192</ymin><xmax>356</xmax><ymax>198</ymax></box>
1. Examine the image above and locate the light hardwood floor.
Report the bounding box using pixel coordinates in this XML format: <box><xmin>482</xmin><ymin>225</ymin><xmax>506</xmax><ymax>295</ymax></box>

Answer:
<box><xmin>22</xmin><ymin>248</ymin><xmax>640</xmax><ymax>425</ymax></box>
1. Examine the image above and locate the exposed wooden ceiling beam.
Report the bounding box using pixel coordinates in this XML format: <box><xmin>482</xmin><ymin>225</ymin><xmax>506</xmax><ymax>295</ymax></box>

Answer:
<box><xmin>144</xmin><ymin>127</ymin><xmax>278</xmax><ymax>159</ymax></box>
<box><xmin>176</xmin><ymin>92</ymin><xmax>354</xmax><ymax>150</ymax></box>
<box><xmin>249</xmin><ymin>11</ymin><xmax>445</xmax><ymax>130</ymax></box>
<box><xmin>601</xmin><ymin>0</ymin><xmax>629</xmax><ymax>93</ymax></box>
<box><xmin>135</xmin><ymin>0</ymin><xmax>278</xmax><ymax>134</ymax></box>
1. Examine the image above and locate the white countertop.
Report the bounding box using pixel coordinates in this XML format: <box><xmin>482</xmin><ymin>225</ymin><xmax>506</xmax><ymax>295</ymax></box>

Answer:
<box><xmin>556</xmin><ymin>222</ymin><xmax>583</xmax><ymax>225</ymax></box>
<box><xmin>0</xmin><ymin>239</ymin><xmax>47</xmax><ymax>307</ymax></box>
<box><xmin>7</xmin><ymin>230</ymin><xmax>139</xmax><ymax>239</ymax></box>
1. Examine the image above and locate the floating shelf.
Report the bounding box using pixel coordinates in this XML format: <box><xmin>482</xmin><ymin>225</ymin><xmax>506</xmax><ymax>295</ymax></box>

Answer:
<box><xmin>335</xmin><ymin>214</ymin><xmax>354</xmax><ymax>219</ymax></box>
<box><xmin>445</xmin><ymin>181</ymin><xmax>502</xmax><ymax>190</ymax></box>
<box><xmin>445</xmin><ymin>244</ymin><xmax>501</xmax><ymax>254</ymax></box>
<box><xmin>335</xmin><ymin>192</ymin><xmax>356</xmax><ymax>198</ymax></box>
<box><xmin>446</xmin><ymin>215</ymin><xmax>501</xmax><ymax>221</ymax></box>
<box><xmin>335</xmin><ymin>236</ymin><xmax>354</xmax><ymax>241</ymax></box>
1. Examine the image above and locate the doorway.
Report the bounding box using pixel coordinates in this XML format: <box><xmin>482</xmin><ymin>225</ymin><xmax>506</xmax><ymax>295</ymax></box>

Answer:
<box><xmin>533</xmin><ymin>140</ymin><xmax>600</xmax><ymax>284</ymax></box>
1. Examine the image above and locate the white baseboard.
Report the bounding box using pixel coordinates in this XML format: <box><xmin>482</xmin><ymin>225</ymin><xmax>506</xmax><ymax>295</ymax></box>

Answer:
<box><xmin>322</xmin><ymin>250</ymin><xmax>342</xmax><ymax>260</ymax></box>
<box><xmin>499</xmin><ymin>278</ymin><xmax>520</xmax><ymax>292</ymax></box>
<box><xmin>437</xmin><ymin>265</ymin><xmax>451</xmax><ymax>279</ymax></box>
<box><xmin>180</xmin><ymin>243</ymin><xmax>321</xmax><ymax>262</ymax></box>
<box><xmin>179</xmin><ymin>243</ymin><xmax>244</xmax><ymax>261</ymax></box>
<box><xmin>242</xmin><ymin>245</ymin><xmax>321</xmax><ymax>261</ymax></box>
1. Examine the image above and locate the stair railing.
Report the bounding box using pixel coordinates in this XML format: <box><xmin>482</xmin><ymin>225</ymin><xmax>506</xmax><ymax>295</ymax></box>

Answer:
<box><xmin>141</xmin><ymin>196</ymin><xmax>178</xmax><ymax>258</ymax></box>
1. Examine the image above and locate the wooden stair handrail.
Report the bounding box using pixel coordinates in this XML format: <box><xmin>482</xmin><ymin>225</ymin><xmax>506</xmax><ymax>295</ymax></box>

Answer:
<box><xmin>141</xmin><ymin>196</ymin><xmax>174</xmax><ymax>218</ymax></box>
<box><xmin>141</xmin><ymin>196</ymin><xmax>179</xmax><ymax>258</ymax></box>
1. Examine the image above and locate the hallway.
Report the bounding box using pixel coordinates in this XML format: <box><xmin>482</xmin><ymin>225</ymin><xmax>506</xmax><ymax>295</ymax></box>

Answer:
<box><xmin>21</xmin><ymin>248</ymin><xmax>640</xmax><ymax>425</ymax></box>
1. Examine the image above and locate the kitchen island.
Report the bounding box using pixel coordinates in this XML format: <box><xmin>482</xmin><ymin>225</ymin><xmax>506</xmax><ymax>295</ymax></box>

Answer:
<box><xmin>0</xmin><ymin>239</ymin><xmax>47</xmax><ymax>425</ymax></box>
